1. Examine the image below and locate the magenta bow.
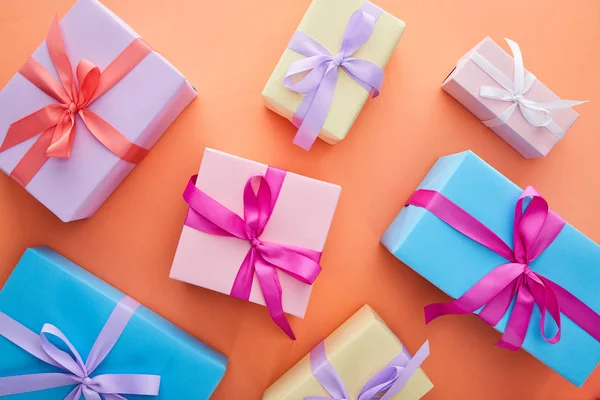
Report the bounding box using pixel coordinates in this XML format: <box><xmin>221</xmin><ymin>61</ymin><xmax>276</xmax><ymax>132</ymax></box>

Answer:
<box><xmin>305</xmin><ymin>340</ymin><xmax>429</xmax><ymax>400</ymax></box>
<box><xmin>284</xmin><ymin>1</ymin><xmax>384</xmax><ymax>150</ymax></box>
<box><xmin>407</xmin><ymin>187</ymin><xmax>600</xmax><ymax>350</ymax></box>
<box><xmin>0</xmin><ymin>296</ymin><xmax>160</xmax><ymax>399</ymax></box>
<box><xmin>183</xmin><ymin>167</ymin><xmax>323</xmax><ymax>339</ymax></box>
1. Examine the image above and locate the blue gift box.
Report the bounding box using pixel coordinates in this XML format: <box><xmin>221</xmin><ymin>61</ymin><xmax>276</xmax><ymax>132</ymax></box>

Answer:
<box><xmin>381</xmin><ymin>150</ymin><xmax>600</xmax><ymax>387</ymax></box>
<box><xmin>0</xmin><ymin>247</ymin><xmax>228</xmax><ymax>399</ymax></box>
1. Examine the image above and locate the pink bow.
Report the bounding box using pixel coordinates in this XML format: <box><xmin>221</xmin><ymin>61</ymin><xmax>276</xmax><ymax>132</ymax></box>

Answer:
<box><xmin>183</xmin><ymin>167</ymin><xmax>323</xmax><ymax>339</ymax></box>
<box><xmin>408</xmin><ymin>187</ymin><xmax>600</xmax><ymax>350</ymax></box>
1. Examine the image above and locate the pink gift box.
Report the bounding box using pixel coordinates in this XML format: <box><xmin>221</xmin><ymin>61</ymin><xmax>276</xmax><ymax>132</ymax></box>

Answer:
<box><xmin>0</xmin><ymin>0</ymin><xmax>196</xmax><ymax>222</ymax></box>
<box><xmin>170</xmin><ymin>148</ymin><xmax>341</xmax><ymax>319</ymax></box>
<box><xmin>442</xmin><ymin>37</ymin><xmax>583</xmax><ymax>158</ymax></box>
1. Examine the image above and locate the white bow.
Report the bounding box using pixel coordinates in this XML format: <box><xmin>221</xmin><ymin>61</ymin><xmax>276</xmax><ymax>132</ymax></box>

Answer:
<box><xmin>470</xmin><ymin>38</ymin><xmax>587</xmax><ymax>137</ymax></box>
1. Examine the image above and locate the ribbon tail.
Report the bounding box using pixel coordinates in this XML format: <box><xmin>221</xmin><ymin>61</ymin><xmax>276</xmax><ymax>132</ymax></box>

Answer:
<box><xmin>482</xmin><ymin>102</ymin><xmax>519</xmax><ymax>128</ymax></box>
<box><xmin>1</xmin><ymin>104</ymin><xmax>64</xmax><ymax>153</ymax></box>
<box><xmin>0</xmin><ymin>373</ymin><xmax>79</xmax><ymax>396</ymax></box>
<box><xmin>79</xmin><ymin>109</ymin><xmax>148</xmax><ymax>164</ymax></box>
<box><xmin>425</xmin><ymin>263</ymin><xmax>524</xmax><ymax>324</ymax></box>
<box><xmin>497</xmin><ymin>280</ymin><xmax>535</xmax><ymax>351</ymax></box>
<box><xmin>230</xmin><ymin>249</ymin><xmax>257</xmax><ymax>301</ymax></box>
<box><xmin>293</xmin><ymin>67</ymin><xmax>339</xmax><ymax>151</ymax></box>
<box><xmin>479</xmin><ymin>280</ymin><xmax>518</xmax><ymax>326</ymax></box>
<box><xmin>8</xmin><ymin>128</ymin><xmax>54</xmax><ymax>187</ymax></box>
<box><xmin>254</xmin><ymin>258</ymin><xmax>295</xmax><ymax>339</ymax></box>
<box><xmin>65</xmin><ymin>385</ymin><xmax>84</xmax><ymax>400</ymax></box>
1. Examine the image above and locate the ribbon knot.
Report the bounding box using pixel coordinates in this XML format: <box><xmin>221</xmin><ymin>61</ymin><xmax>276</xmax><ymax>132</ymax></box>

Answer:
<box><xmin>183</xmin><ymin>167</ymin><xmax>324</xmax><ymax>339</ymax></box>
<box><xmin>0</xmin><ymin>296</ymin><xmax>161</xmax><ymax>398</ymax></box>
<box><xmin>470</xmin><ymin>38</ymin><xmax>587</xmax><ymax>136</ymax></box>
<box><xmin>68</xmin><ymin>102</ymin><xmax>78</xmax><ymax>114</ymax></box>
<box><xmin>283</xmin><ymin>1</ymin><xmax>385</xmax><ymax>150</ymax></box>
<box><xmin>331</xmin><ymin>53</ymin><xmax>345</xmax><ymax>67</ymax></box>
<box><xmin>407</xmin><ymin>186</ymin><xmax>600</xmax><ymax>351</ymax></box>
<box><xmin>0</xmin><ymin>15</ymin><xmax>151</xmax><ymax>187</ymax></box>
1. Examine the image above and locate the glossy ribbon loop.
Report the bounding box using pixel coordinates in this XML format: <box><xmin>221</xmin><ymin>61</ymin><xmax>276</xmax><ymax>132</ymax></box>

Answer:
<box><xmin>183</xmin><ymin>168</ymin><xmax>323</xmax><ymax>340</ymax></box>
<box><xmin>284</xmin><ymin>1</ymin><xmax>384</xmax><ymax>151</ymax></box>
<box><xmin>469</xmin><ymin>38</ymin><xmax>587</xmax><ymax>138</ymax></box>
<box><xmin>406</xmin><ymin>187</ymin><xmax>600</xmax><ymax>350</ymax></box>
<box><xmin>304</xmin><ymin>340</ymin><xmax>429</xmax><ymax>400</ymax></box>
<box><xmin>0</xmin><ymin>15</ymin><xmax>151</xmax><ymax>187</ymax></box>
<box><xmin>0</xmin><ymin>296</ymin><xmax>161</xmax><ymax>398</ymax></box>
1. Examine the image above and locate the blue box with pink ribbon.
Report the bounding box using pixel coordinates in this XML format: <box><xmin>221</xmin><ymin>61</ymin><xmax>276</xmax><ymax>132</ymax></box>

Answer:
<box><xmin>381</xmin><ymin>150</ymin><xmax>600</xmax><ymax>386</ymax></box>
<box><xmin>0</xmin><ymin>247</ymin><xmax>228</xmax><ymax>399</ymax></box>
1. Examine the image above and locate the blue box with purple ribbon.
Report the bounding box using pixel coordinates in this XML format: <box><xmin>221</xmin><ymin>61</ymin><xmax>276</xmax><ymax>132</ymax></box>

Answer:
<box><xmin>381</xmin><ymin>150</ymin><xmax>600</xmax><ymax>387</ymax></box>
<box><xmin>0</xmin><ymin>247</ymin><xmax>228</xmax><ymax>399</ymax></box>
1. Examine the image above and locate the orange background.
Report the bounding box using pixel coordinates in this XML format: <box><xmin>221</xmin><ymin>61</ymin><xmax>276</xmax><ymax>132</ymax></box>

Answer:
<box><xmin>1</xmin><ymin>0</ymin><xmax>599</xmax><ymax>399</ymax></box>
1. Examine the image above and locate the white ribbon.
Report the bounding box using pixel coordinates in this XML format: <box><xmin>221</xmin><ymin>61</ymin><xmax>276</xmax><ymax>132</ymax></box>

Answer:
<box><xmin>469</xmin><ymin>38</ymin><xmax>587</xmax><ymax>139</ymax></box>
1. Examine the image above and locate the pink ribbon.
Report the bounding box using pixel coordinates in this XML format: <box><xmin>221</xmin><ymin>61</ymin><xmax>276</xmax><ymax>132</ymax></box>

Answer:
<box><xmin>183</xmin><ymin>167</ymin><xmax>323</xmax><ymax>339</ymax></box>
<box><xmin>407</xmin><ymin>187</ymin><xmax>600</xmax><ymax>350</ymax></box>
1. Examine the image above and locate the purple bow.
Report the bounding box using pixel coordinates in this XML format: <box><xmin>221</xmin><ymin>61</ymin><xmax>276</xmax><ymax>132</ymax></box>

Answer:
<box><xmin>284</xmin><ymin>1</ymin><xmax>385</xmax><ymax>150</ymax></box>
<box><xmin>305</xmin><ymin>340</ymin><xmax>429</xmax><ymax>400</ymax></box>
<box><xmin>0</xmin><ymin>296</ymin><xmax>161</xmax><ymax>399</ymax></box>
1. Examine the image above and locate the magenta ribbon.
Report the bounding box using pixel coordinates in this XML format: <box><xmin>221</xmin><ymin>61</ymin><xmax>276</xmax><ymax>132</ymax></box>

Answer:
<box><xmin>305</xmin><ymin>340</ymin><xmax>429</xmax><ymax>400</ymax></box>
<box><xmin>284</xmin><ymin>1</ymin><xmax>385</xmax><ymax>150</ymax></box>
<box><xmin>183</xmin><ymin>167</ymin><xmax>323</xmax><ymax>339</ymax></box>
<box><xmin>407</xmin><ymin>187</ymin><xmax>600</xmax><ymax>350</ymax></box>
<box><xmin>0</xmin><ymin>296</ymin><xmax>160</xmax><ymax>399</ymax></box>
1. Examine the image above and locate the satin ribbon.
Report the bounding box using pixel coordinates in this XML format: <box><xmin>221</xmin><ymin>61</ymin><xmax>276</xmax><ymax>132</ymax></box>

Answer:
<box><xmin>305</xmin><ymin>340</ymin><xmax>429</xmax><ymax>400</ymax></box>
<box><xmin>183</xmin><ymin>167</ymin><xmax>323</xmax><ymax>339</ymax></box>
<box><xmin>284</xmin><ymin>1</ymin><xmax>385</xmax><ymax>150</ymax></box>
<box><xmin>0</xmin><ymin>15</ymin><xmax>150</xmax><ymax>187</ymax></box>
<box><xmin>469</xmin><ymin>38</ymin><xmax>587</xmax><ymax>139</ymax></box>
<box><xmin>406</xmin><ymin>187</ymin><xmax>600</xmax><ymax>350</ymax></box>
<box><xmin>0</xmin><ymin>296</ymin><xmax>161</xmax><ymax>399</ymax></box>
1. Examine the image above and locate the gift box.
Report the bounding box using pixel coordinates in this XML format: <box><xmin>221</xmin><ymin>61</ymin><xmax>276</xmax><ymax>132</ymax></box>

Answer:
<box><xmin>0</xmin><ymin>247</ymin><xmax>228</xmax><ymax>398</ymax></box>
<box><xmin>381</xmin><ymin>150</ymin><xmax>600</xmax><ymax>386</ymax></box>
<box><xmin>170</xmin><ymin>148</ymin><xmax>341</xmax><ymax>338</ymax></box>
<box><xmin>442</xmin><ymin>37</ymin><xmax>586</xmax><ymax>158</ymax></box>
<box><xmin>263</xmin><ymin>305</ymin><xmax>433</xmax><ymax>399</ymax></box>
<box><xmin>0</xmin><ymin>0</ymin><xmax>197</xmax><ymax>222</ymax></box>
<box><xmin>262</xmin><ymin>0</ymin><xmax>405</xmax><ymax>150</ymax></box>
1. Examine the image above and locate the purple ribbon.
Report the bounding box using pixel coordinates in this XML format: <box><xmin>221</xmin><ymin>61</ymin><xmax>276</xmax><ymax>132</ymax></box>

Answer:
<box><xmin>0</xmin><ymin>296</ymin><xmax>161</xmax><ymax>399</ymax></box>
<box><xmin>284</xmin><ymin>1</ymin><xmax>385</xmax><ymax>150</ymax></box>
<box><xmin>305</xmin><ymin>340</ymin><xmax>430</xmax><ymax>400</ymax></box>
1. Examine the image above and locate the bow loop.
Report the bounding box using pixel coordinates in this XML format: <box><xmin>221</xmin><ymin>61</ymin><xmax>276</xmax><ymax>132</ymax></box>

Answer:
<box><xmin>340</xmin><ymin>9</ymin><xmax>377</xmax><ymax>57</ymax></box>
<box><xmin>76</xmin><ymin>59</ymin><xmax>101</xmax><ymax>109</ymax></box>
<box><xmin>39</xmin><ymin>324</ymin><xmax>88</xmax><ymax>378</ymax></box>
<box><xmin>243</xmin><ymin>174</ymin><xmax>276</xmax><ymax>238</ymax></box>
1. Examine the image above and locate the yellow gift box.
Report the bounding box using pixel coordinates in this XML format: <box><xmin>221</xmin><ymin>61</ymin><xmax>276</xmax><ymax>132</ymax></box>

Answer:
<box><xmin>263</xmin><ymin>305</ymin><xmax>433</xmax><ymax>399</ymax></box>
<box><xmin>262</xmin><ymin>0</ymin><xmax>405</xmax><ymax>145</ymax></box>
